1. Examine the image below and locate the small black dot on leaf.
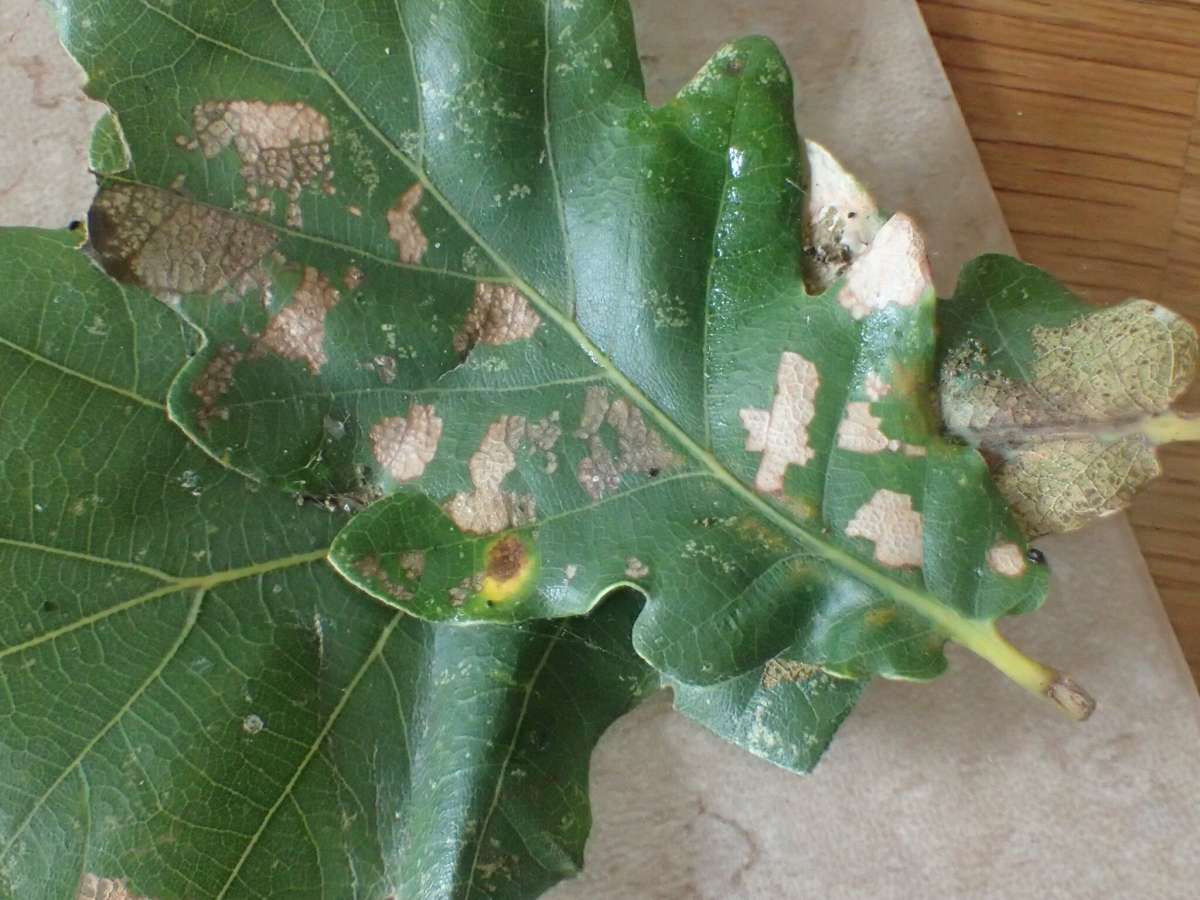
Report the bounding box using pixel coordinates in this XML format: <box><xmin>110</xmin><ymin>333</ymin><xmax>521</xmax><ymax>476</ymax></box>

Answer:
<box><xmin>1026</xmin><ymin>548</ymin><xmax>1046</xmax><ymax>565</ymax></box>
<box><xmin>648</xmin><ymin>467</ymin><xmax>660</xmax><ymax>478</ymax></box>
<box><xmin>41</xmin><ymin>600</ymin><xmax>58</xmax><ymax>613</ymax></box>
<box><xmin>66</xmin><ymin>220</ymin><xmax>82</xmax><ymax>232</ymax></box>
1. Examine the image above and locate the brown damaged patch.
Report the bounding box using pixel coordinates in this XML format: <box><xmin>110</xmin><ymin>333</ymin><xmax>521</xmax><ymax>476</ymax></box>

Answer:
<box><xmin>574</xmin><ymin>388</ymin><xmax>680</xmax><ymax>500</ymax></box>
<box><xmin>449</xmin><ymin>573</ymin><xmax>485</xmax><ymax>607</ymax></box>
<box><xmin>387</xmin><ymin>182</ymin><xmax>428</xmax><ymax>264</ymax></box>
<box><xmin>453</xmin><ymin>283</ymin><xmax>542</xmax><ymax>353</ymax></box>
<box><xmin>802</xmin><ymin>141</ymin><xmax>884</xmax><ymax>294</ymax></box>
<box><xmin>740</xmin><ymin>351</ymin><xmax>820</xmax><ymax>494</ymax></box>
<box><xmin>836</xmin><ymin>402</ymin><xmax>890</xmax><ymax>454</ymax></box>
<box><xmin>355</xmin><ymin>554</ymin><xmax>412</xmax><ymax>600</ymax></box>
<box><xmin>89</xmin><ymin>183</ymin><xmax>277</xmax><ymax>299</ymax></box>
<box><xmin>486</xmin><ymin>536</ymin><xmax>528</xmax><ymax>582</ymax></box>
<box><xmin>837</xmin><ymin>214</ymin><xmax>933</xmax><ymax>321</ymax></box>
<box><xmin>624</xmin><ymin>557</ymin><xmax>650</xmax><ymax>579</ymax></box>
<box><xmin>761</xmin><ymin>659</ymin><xmax>819</xmax><ymax>689</ymax></box>
<box><xmin>445</xmin><ymin>416</ymin><xmax>537</xmax><ymax>534</ymax></box>
<box><xmin>399</xmin><ymin>550</ymin><xmax>426</xmax><ymax>580</ymax></box>
<box><xmin>370</xmin><ymin>404</ymin><xmax>443</xmax><ymax>482</ymax></box>
<box><xmin>189</xmin><ymin>100</ymin><xmax>333</xmax><ymax>227</ymax></box>
<box><xmin>845</xmin><ymin>489</ymin><xmax>924</xmax><ymax>569</ymax></box>
<box><xmin>363</xmin><ymin>354</ymin><xmax>398</xmax><ymax>384</ymax></box>
<box><xmin>192</xmin><ymin>343</ymin><xmax>244</xmax><ymax>430</ymax></box>
<box><xmin>76</xmin><ymin>874</ymin><xmax>152</xmax><ymax>900</ymax></box>
<box><xmin>255</xmin><ymin>266</ymin><xmax>341</xmax><ymax>374</ymax></box>
<box><xmin>986</xmin><ymin>542</ymin><xmax>1027</xmax><ymax>577</ymax></box>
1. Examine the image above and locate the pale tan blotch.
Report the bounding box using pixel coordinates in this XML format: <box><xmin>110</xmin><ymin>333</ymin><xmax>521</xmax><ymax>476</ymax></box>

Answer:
<box><xmin>343</xmin><ymin>265</ymin><xmax>364</xmax><ymax>290</ymax></box>
<box><xmin>89</xmin><ymin>183</ymin><xmax>277</xmax><ymax>299</ymax></box>
<box><xmin>574</xmin><ymin>388</ymin><xmax>679</xmax><ymax>499</ymax></box>
<box><xmin>387</xmin><ymin>182</ymin><xmax>428</xmax><ymax>264</ymax></box>
<box><xmin>399</xmin><ymin>550</ymin><xmax>426</xmax><ymax>580</ymax></box>
<box><xmin>940</xmin><ymin>299</ymin><xmax>1198</xmax><ymax>535</ymax></box>
<box><xmin>192</xmin><ymin>344</ymin><xmax>244</xmax><ymax>431</ymax></box>
<box><xmin>803</xmin><ymin>140</ymin><xmax>884</xmax><ymax>293</ymax></box>
<box><xmin>577</xmin><ymin>438</ymin><xmax>622</xmax><ymax>500</ymax></box>
<box><xmin>987</xmin><ymin>542</ymin><xmax>1027</xmax><ymax>577</ymax></box>
<box><xmin>191</xmin><ymin>100</ymin><xmax>333</xmax><ymax>227</ymax></box>
<box><xmin>528</xmin><ymin>411</ymin><xmax>562</xmax><ymax>474</ymax></box>
<box><xmin>845</xmin><ymin>489</ymin><xmax>924</xmax><ymax>568</ymax></box>
<box><xmin>445</xmin><ymin>416</ymin><xmax>537</xmax><ymax>534</ymax></box>
<box><xmin>864</xmin><ymin>371</ymin><xmax>890</xmax><ymax>402</ymax></box>
<box><xmin>838</xmin><ymin>214</ymin><xmax>933</xmax><ymax>321</ymax></box>
<box><xmin>946</xmin><ymin>300</ymin><xmax>1198</xmax><ymax>435</ymax></box>
<box><xmin>740</xmin><ymin>351</ymin><xmax>820</xmax><ymax>494</ymax></box>
<box><xmin>449</xmin><ymin>573</ymin><xmax>485</xmax><ymax>607</ymax></box>
<box><xmin>997</xmin><ymin>437</ymin><xmax>1161</xmax><ymax>536</ymax></box>
<box><xmin>836</xmin><ymin>402</ymin><xmax>890</xmax><ymax>454</ymax></box>
<box><xmin>255</xmin><ymin>266</ymin><xmax>340</xmax><ymax>374</ymax></box>
<box><xmin>77</xmin><ymin>874</ymin><xmax>151</xmax><ymax>900</ymax></box>
<box><xmin>454</xmin><ymin>283</ymin><xmax>541</xmax><ymax>353</ymax></box>
<box><xmin>355</xmin><ymin>554</ymin><xmax>412</xmax><ymax>600</ymax></box>
<box><xmin>370</xmin><ymin>404</ymin><xmax>443</xmax><ymax>482</ymax></box>
<box><xmin>761</xmin><ymin>659</ymin><xmax>819</xmax><ymax>689</ymax></box>
<box><xmin>604</xmin><ymin>398</ymin><xmax>678</xmax><ymax>474</ymax></box>
<box><xmin>362</xmin><ymin>354</ymin><xmax>397</xmax><ymax>384</ymax></box>
<box><xmin>624</xmin><ymin>557</ymin><xmax>649</xmax><ymax>579</ymax></box>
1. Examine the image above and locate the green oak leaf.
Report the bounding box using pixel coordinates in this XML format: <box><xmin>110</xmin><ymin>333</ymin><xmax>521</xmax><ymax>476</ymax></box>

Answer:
<box><xmin>55</xmin><ymin>0</ymin><xmax>1095</xmax><ymax>718</ymax></box>
<box><xmin>938</xmin><ymin>255</ymin><xmax>1200</xmax><ymax>536</ymax></box>
<box><xmin>0</xmin><ymin>228</ymin><xmax>657</xmax><ymax>900</ymax></box>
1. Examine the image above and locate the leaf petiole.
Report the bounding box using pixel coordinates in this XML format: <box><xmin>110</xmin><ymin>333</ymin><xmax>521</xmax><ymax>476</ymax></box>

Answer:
<box><xmin>956</xmin><ymin>623</ymin><xmax>1094</xmax><ymax>720</ymax></box>
<box><xmin>1142</xmin><ymin>411</ymin><xmax>1200</xmax><ymax>445</ymax></box>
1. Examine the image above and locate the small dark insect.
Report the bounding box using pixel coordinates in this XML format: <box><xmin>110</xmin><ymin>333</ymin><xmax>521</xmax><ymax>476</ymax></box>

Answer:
<box><xmin>1026</xmin><ymin>548</ymin><xmax>1047</xmax><ymax>565</ymax></box>
<box><xmin>647</xmin><ymin>467</ymin><xmax>661</xmax><ymax>478</ymax></box>
<box><xmin>66</xmin><ymin>219</ymin><xmax>82</xmax><ymax>231</ymax></box>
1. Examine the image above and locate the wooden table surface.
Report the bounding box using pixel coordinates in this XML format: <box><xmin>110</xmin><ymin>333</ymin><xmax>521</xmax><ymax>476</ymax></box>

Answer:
<box><xmin>917</xmin><ymin>0</ymin><xmax>1200</xmax><ymax>682</ymax></box>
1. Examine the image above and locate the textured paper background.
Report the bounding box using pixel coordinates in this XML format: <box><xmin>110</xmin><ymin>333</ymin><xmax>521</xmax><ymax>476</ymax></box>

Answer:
<box><xmin>2</xmin><ymin>1</ymin><xmax>1198</xmax><ymax>897</ymax></box>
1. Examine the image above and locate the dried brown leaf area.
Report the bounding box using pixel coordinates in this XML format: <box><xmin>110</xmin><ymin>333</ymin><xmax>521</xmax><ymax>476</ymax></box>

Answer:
<box><xmin>845</xmin><ymin>489</ymin><xmax>924</xmax><ymax>569</ymax></box>
<box><xmin>388</xmin><ymin>182</ymin><xmax>428</xmax><ymax>264</ymax></box>
<box><xmin>256</xmin><ymin>266</ymin><xmax>341</xmax><ymax>374</ymax></box>
<box><xmin>574</xmin><ymin>387</ymin><xmax>680</xmax><ymax>500</ymax></box>
<box><xmin>802</xmin><ymin>140</ymin><xmax>884</xmax><ymax>294</ymax></box>
<box><xmin>89</xmin><ymin>183</ymin><xmax>276</xmax><ymax>298</ymax></box>
<box><xmin>193</xmin><ymin>344</ymin><xmax>245</xmax><ymax>430</ymax></box>
<box><xmin>370</xmin><ymin>404</ymin><xmax>444</xmax><ymax>483</ymax></box>
<box><xmin>761</xmin><ymin>659</ymin><xmax>819</xmax><ymax>689</ymax></box>
<box><xmin>77</xmin><ymin>875</ymin><xmax>151</xmax><ymax>900</ymax></box>
<box><xmin>445</xmin><ymin>415</ymin><xmax>538</xmax><ymax>534</ymax></box>
<box><xmin>454</xmin><ymin>283</ymin><xmax>542</xmax><ymax>353</ymax></box>
<box><xmin>942</xmin><ymin>300</ymin><xmax>1200</xmax><ymax>534</ymax></box>
<box><xmin>186</xmin><ymin>100</ymin><xmax>334</xmax><ymax>227</ymax></box>
<box><xmin>740</xmin><ymin>352</ymin><xmax>819</xmax><ymax>494</ymax></box>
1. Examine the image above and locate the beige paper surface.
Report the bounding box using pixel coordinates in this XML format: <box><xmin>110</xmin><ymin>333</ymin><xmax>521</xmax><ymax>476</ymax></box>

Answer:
<box><xmin>2</xmin><ymin>2</ymin><xmax>1198</xmax><ymax>898</ymax></box>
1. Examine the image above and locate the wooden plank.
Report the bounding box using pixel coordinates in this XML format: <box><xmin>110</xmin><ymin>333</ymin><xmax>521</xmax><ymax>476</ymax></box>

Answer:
<box><xmin>918</xmin><ymin>0</ymin><xmax>1200</xmax><ymax>680</ymax></box>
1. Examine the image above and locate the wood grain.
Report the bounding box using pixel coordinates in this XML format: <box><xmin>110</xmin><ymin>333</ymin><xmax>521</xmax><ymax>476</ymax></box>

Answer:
<box><xmin>917</xmin><ymin>0</ymin><xmax>1200</xmax><ymax>681</ymax></box>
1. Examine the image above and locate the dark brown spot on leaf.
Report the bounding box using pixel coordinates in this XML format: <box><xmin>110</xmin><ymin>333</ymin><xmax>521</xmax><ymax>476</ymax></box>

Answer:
<box><xmin>486</xmin><ymin>535</ymin><xmax>527</xmax><ymax>583</ymax></box>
